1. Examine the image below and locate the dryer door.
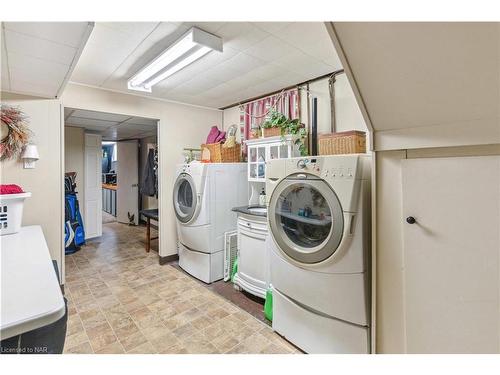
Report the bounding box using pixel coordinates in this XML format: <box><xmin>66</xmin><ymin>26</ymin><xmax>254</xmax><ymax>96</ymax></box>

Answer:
<box><xmin>173</xmin><ymin>173</ymin><xmax>197</xmax><ymax>223</ymax></box>
<box><xmin>268</xmin><ymin>176</ymin><xmax>344</xmax><ymax>264</ymax></box>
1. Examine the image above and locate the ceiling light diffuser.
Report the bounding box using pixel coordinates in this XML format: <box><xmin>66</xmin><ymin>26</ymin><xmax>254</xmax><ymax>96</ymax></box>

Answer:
<box><xmin>127</xmin><ymin>27</ymin><xmax>223</xmax><ymax>93</ymax></box>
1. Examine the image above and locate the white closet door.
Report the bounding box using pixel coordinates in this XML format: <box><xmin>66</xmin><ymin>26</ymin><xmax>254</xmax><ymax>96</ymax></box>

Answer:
<box><xmin>117</xmin><ymin>140</ymin><xmax>139</xmax><ymax>225</ymax></box>
<box><xmin>401</xmin><ymin>156</ymin><xmax>500</xmax><ymax>353</ymax></box>
<box><xmin>84</xmin><ymin>134</ymin><xmax>102</xmax><ymax>239</ymax></box>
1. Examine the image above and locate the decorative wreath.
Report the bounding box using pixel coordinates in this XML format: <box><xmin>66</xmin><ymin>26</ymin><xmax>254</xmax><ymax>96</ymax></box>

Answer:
<box><xmin>0</xmin><ymin>104</ymin><xmax>32</xmax><ymax>161</ymax></box>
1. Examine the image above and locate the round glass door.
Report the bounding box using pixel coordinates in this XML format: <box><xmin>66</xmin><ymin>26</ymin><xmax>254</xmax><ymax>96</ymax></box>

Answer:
<box><xmin>269</xmin><ymin>178</ymin><xmax>344</xmax><ymax>264</ymax></box>
<box><xmin>173</xmin><ymin>174</ymin><xmax>196</xmax><ymax>223</ymax></box>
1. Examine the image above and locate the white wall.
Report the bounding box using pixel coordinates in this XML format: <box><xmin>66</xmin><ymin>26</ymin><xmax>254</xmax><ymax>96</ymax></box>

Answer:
<box><xmin>61</xmin><ymin>83</ymin><xmax>223</xmax><ymax>259</ymax></box>
<box><xmin>64</xmin><ymin>126</ymin><xmax>85</xmax><ymax>211</ymax></box>
<box><xmin>222</xmin><ymin>76</ymin><xmax>368</xmax><ymax>143</ymax></box>
<box><xmin>0</xmin><ymin>94</ymin><xmax>64</xmax><ymax>278</ymax></box>
<box><xmin>300</xmin><ymin>76</ymin><xmax>367</xmax><ymax>135</ymax></box>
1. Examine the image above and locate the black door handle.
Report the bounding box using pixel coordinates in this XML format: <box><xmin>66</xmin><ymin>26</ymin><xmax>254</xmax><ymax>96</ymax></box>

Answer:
<box><xmin>406</xmin><ymin>216</ymin><xmax>417</xmax><ymax>224</ymax></box>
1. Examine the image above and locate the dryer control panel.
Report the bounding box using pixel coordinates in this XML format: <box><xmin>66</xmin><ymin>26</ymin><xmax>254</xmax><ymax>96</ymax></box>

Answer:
<box><xmin>285</xmin><ymin>155</ymin><xmax>361</xmax><ymax>180</ymax></box>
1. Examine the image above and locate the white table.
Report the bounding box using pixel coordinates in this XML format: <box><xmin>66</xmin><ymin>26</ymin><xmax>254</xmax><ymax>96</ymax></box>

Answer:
<box><xmin>1</xmin><ymin>226</ymin><xmax>65</xmax><ymax>340</ymax></box>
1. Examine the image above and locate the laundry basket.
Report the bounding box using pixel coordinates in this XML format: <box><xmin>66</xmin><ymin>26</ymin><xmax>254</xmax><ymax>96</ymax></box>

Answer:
<box><xmin>0</xmin><ymin>192</ymin><xmax>31</xmax><ymax>235</ymax></box>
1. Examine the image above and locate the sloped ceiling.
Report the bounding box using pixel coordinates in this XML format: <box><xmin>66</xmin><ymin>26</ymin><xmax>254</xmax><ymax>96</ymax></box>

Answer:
<box><xmin>331</xmin><ymin>22</ymin><xmax>500</xmax><ymax>143</ymax></box>
<box><xmin>1</xmin><ymin>22</ymin><xmax>93</xmax><ymax>98</ymax></box>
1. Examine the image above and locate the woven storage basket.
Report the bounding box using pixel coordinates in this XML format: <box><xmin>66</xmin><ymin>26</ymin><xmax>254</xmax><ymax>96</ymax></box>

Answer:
<box><xmin>318</xmin><ymin>130</ymin><xmax>366</xmax><ymax>155</ymax></box>
<box><xmin>201</xmin><ymin>143</ymin><xmax>241</xmax><ymax>163</ymax></box>
<box><xmin>261</xmin><ymin>127</ymin><xmax>281</xmax><ymax>138</ymax></box>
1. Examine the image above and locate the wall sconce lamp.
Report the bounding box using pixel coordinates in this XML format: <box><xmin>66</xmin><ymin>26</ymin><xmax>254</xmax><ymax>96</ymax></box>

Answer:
<box><xmin>21</xmin><ymin>144</ymin><xmax>39</xmax><ymax>169</ymax></box>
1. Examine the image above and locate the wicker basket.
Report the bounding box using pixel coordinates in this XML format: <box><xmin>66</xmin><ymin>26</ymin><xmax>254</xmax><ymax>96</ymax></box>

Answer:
<box><xmin>261</xmin><ymin>127</ymin><xmax>281</xmax><ymax>138</ymax></box>
<box><xmin>318</xmin><ymin>130</ymin><xmax>366</xmax><ymax>155</ymax></box>
<box><xmin>201</xmin><ymin>142</ymin><xmax>241</xmax><ymax>163</ymax></box>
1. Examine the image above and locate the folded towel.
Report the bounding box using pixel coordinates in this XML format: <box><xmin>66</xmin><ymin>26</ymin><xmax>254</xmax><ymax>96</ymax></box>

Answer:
<box><xmin>0</xmin><ymin>184</ymin><xmax>24</xmax><ymax>195</ymax></box>
<box><xmin>206</xmin><ymin>126</ymin><xmax>221</xmax><ymax>144</ymax></box>
<box><xmin>214</xmin><ymin>131</ymin><xmax>226</xmax><ymax>143</ymax></box>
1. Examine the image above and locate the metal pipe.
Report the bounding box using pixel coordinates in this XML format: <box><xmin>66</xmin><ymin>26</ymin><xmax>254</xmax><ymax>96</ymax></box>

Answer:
<box><xmin>328</xmin><ymin>69</ymin><xmax>345</xmax><ymax>133</ymax></box>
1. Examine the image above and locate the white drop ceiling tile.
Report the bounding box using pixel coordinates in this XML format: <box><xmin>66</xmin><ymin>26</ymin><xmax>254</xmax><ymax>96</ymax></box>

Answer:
<box><xmin>217</xmin><ymin>22</ymin><xmax>269</xmax><ymax>52</ymax></box>
<box><xmin>4</xmin><ymin>29</ymin><xmax>77</xmax><ymax>66</ymax></box>
<box><xmin>71</xmin><ymin>109</ymin><xmax>131</xmax><ymax>122</ymax></box>
<box><xmin>4</xmin><ymin>22</ymin><xmax>90</xmax><ymax>48</ymax></box>
<box><xmin>252</xmin><ymin>22</ymin><xmax>293</xmax><ymax>35</ymax></box>
<box><xmin>203</xmin><ymin>63</ymin><xmax>241</xmax><ymax>84</ymax></box>
<box><xmin>222</xmin><ymin>52</ymin><xmax>265</xmax><ymax>74</ymax></box>
<box><xmin>9</xmin><ymin>78</ymin><xmax>59</xmax><ymax>98</ymax></box>
<box><xmin>181</xmin><ymin>22</ymin><xmax>227</xmax><ymax>34</ymax></box>
<box><xmin>276</xmin><ymin>22</ymin><xmax>327</xmax><ymax>50</ymax></box>
<box><xmin>9</xmin><ymin>66</ymin><xmax>65</xmax><ymax>93</ymax></box>
<box><xmin>122</xmin><ymin>117</ymin><xmax>157</xmax><ymax>126</ymax></box>
<box><xmin>202</xmin><ymin>83</ymin><xmax>235</xmax><ymax>99</ymax></box>
<box><xmin>244</xmin><ymin>36</ymin><xmax>297</xmax><ymax>62</ymax></box>
<box><xmin>223</xmin><ymin>73</ymin><xmax>266</xmax><ymax>92</ymax></box>
<box><xmin>71</xmin><ymin>44</ymin><xmax>129</xmax><ymax>86</ymax></box>
<box><xmin>248</xmin><ymin>79</ymin><xmax>284</xmax><ymax>95</ymax></box>
<box><xmin>99</xmin><ymin>22</ymin><xmax>160</xmax><ymax>38</ymax></box>
<box><xmin>8</xmin><ymin>52</ymin><xmax>69</xmax><ymax>83</ymax></box>
<box><xmin>119</xmin><ymin>123</ymin><xmax>155</xmax><ymax>132</ymax></box>
<box><xmin>198</xmin><ymin>46</ymin><xmax>239</xmax><ymax>67</ymax></box>
<box><xmin>269</xmin><ymin>72</ymin><xmax>309</xmax><ymax>88</ymax></box>
<box><xmin>72</xmin><ymin>23</ymin><xmax>155</xmax><ymax>86</ymax></box>
<box><xmin>134</xmin><ymin>131</ymin><xmax>157</xmax><ymax>139</ymax></box>
<box><xmin>66</xmin><ymin>117</ymin><xmax>117</xmax><ymax>128</ymax></box>
<box><xmin>274</xmin><ymin>50</ymin><xmax>332</xmax><ymax>78</ymax></box>
<box><xmin>171</xmin><ymin>78</ymin><xmax>220</xmax><ymax>96</ymax></box>
<box><xmin>248</xmin><ymin>63</ymin><xmax>286</xmax><ymax>81</ymax></box>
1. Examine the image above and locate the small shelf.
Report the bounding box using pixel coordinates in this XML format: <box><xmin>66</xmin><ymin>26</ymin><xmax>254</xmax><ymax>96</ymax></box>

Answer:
<box><xmin>277</xmin><ymin>210</ymin><xmax>332</xmax><ymax>226</ymax></box>
<box><xmin>246</xmin><ymin>135</ymin><xmax>300</xmax><ymax>182</ymax></box>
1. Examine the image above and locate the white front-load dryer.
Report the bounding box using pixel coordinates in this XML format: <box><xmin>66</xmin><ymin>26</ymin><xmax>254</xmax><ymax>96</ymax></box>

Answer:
<box><xmin>266</xmin><ymin>155</ymin><xmax>371</xmax><ymax>354</ymax></box>
<box><xmin>173</xmin><ymin>162</ymin><xmax>248</xmax><ymax>283</ymax></box>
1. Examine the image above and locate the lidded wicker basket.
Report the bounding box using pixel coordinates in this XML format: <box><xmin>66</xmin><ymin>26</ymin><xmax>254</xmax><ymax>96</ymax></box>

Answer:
<box><xmin>318</xmin><ymin>130</ymin><xmax>366</xmax><ymax>155</ymax></box>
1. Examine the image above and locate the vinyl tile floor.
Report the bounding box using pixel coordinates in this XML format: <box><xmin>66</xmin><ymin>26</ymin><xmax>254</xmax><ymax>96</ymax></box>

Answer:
<box><xmin>63</xmin><ymin>222</ymin><xmax>300</xmax><ymax>354</ymax></box>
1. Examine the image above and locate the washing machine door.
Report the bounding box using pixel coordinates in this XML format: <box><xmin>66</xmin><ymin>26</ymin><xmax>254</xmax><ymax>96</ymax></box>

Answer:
<box><xmin>268</xmin><ymin>175</ymin><xmax>344</xmax><ymax>264</ymax></box>
<box><xmin>173</xmin><ymin>173</ymin><xmax>197</xmax><ymax>223</ymax></box>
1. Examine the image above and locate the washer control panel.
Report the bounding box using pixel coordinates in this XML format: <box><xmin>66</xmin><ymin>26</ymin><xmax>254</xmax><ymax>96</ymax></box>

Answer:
<box><xmin>291</xmin><ymin>156</ymin><xmax>357</xmax><ymax>179</ymax></box>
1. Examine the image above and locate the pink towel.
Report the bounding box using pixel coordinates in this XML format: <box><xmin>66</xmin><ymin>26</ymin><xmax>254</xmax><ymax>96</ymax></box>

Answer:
<box><xmin>214</xmin><ymin>131</ymin><xmax>226</xmax><ymax>143</ymax></box>
<box><xmin>206</xmin><ymin>126</ymin><xmax>221</xmax><ymax>144</ymax></box>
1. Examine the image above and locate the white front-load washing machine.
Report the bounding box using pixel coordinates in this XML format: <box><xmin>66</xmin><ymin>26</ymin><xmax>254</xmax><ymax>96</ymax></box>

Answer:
<box><xmin>173</xmin><ymin>162</ymin><xmax>248</xmax><ymax>283</ymax></box>
<box><xmin>266</xmin><ymin>155</ymin><xmax>371</xmax><ymax>353</ymax></box>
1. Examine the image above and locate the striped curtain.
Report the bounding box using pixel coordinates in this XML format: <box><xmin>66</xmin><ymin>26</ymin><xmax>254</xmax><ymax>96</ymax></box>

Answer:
<box><xmin>239</xmin><ymin>88</ymin><xmax>300</xmax><ymax>152</ymax></box>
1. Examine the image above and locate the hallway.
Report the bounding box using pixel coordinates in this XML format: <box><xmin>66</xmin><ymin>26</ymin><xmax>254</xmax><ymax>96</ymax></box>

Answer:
<box><xmin>63</xmin><ymin>222</ymin><xmax>298</xmax><ymax>354</ymax></box>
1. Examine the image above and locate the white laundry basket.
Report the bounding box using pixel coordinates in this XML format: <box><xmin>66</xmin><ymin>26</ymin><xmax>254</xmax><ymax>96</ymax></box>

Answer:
<box><xmin>0</xmin><ymin>192</ymin><xmax>31</xmax><ymax>235</ymax></box>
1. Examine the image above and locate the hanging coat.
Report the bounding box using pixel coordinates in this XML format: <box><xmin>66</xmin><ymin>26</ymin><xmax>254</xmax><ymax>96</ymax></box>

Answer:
<box><xmin>140</xmin><ymin>148</ymin><xmax>157</xmax><ymax>197</ymax></box>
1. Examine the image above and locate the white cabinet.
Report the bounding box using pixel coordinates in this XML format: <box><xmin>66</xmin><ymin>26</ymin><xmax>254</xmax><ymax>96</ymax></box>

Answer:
<box><xmin>401</xmin><ymin>156</ymin><xmax>500</xmax><ymax>353</ymax></box>
<box><xmin>234</xmin><ymin>213</ymin><xmax>269</xmax><ymax>299</ymax></box>
<box><xmin>245</xmin><ymin>135</ymin><xmax>300</xmax><ymax>182</ymax></box>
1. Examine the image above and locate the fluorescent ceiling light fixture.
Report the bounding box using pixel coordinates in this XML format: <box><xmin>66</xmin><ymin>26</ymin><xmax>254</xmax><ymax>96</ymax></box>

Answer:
<box><xmin>128</xmin><ymin>27</ymin><xmax>223</xmax><ymax>93</ymax></box>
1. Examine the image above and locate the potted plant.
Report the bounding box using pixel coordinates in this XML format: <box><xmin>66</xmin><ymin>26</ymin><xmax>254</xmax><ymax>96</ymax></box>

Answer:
<box><xmin>261</xmin><ymin>110</ymin><xmax>308</xmax><ymax>156</ymax></box>
<box><xmin>280</xmin><ymin>117</ymin><xmax>308</xmax><ymax>156</ymax></box>
<box><xmin>260</xmin><ymin>110</ymin><xmax>288</xmax><ymax>138</ymax></box>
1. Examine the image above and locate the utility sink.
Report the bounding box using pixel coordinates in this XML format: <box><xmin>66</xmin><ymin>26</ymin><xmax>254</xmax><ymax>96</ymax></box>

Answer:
<box><xmin>248</xmin><ymin>206</ymin><xmax>267</xmax><ymax>214</ymax></box>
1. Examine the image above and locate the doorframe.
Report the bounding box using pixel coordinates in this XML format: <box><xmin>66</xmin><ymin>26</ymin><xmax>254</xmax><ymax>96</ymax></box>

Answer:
<box><xmin>61</xmin><ymin>107</ymin><xmax>162</xmax><ymax>285</ymax></box>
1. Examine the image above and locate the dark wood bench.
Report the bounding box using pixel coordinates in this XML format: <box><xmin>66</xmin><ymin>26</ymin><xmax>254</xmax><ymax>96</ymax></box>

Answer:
<box><xmin>140</xmin><ymin>209</ymin><xmax>158</xmax><ymax>252</ymax></box>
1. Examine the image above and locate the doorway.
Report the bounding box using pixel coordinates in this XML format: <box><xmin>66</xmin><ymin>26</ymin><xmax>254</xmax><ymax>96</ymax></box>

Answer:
<box><xmin>63</xmin><ymin>108</ymin><xmax>160</xmax><ymax>257</ymax></box>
